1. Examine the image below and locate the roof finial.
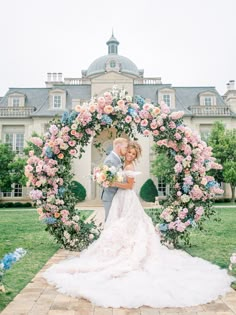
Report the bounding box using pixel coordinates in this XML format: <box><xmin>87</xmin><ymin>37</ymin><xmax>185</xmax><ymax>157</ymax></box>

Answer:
<box><xmin>106</xmin><ymin>31</ymin><xmax>119</xmax><ymax>55</ymax></box>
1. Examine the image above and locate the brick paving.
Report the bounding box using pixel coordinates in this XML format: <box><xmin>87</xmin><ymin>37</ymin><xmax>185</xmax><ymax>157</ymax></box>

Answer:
<box><xmin>1</xmin><ymin>207</ymin><xmax>236</xmax><ymax>315</ymax></box>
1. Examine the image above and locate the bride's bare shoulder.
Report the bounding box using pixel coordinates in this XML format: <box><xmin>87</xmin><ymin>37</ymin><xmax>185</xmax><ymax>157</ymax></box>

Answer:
<box><xmin>124</xmin><ymin>164</ymin><xmax>135</xmax><ymax>171</ymax></box>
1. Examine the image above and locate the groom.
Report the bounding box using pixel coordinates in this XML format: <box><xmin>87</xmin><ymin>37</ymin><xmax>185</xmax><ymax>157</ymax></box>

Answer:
<box><xmin>101</xmin><ymin>137</ymin><xmax>129</xmax><ymax>220</ymax></box>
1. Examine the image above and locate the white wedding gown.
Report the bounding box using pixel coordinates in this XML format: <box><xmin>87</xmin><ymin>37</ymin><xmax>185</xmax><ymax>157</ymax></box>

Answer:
<box><xmin>43</xmin><ymin>171</ymin><xmax>233</xmax><ymax>308</ymax></box>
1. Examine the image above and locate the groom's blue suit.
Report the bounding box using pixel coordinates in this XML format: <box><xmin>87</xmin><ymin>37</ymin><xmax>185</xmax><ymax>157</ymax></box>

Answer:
<box><xmin>101</xmin><ymin>151</ymin><xmax>122</xmax><ymax>220</ymax></box>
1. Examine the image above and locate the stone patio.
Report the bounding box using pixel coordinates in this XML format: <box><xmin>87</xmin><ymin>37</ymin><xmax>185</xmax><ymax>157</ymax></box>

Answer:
<box><xmin>1</xmin><ymin>207</ymin><xmax>236</xmax><ymax>315</ymax></box>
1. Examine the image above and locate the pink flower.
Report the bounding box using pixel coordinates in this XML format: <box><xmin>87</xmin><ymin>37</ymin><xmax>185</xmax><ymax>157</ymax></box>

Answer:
<box><xmin>195</xmin><ymin>206</ymin><xmax>204</xmax><ymax>215</ymax></box>
<box><xmin>69</xmin><ymin>149</ymin><xmax>77</xmax><ymax>156</ymax></box>
<box><xmin>150</xmin><ymin>120</ymin><xmax>158</xmax><ymax>129</ymax></box>
<box><xmin>30</xmin><ymin>189</ymin><xmax>43</xmax><ymax>200</ymax></box>
<box><xmin>30</xmin><ymin>137</ymin><xmax>43</xmax><ymax>147</ymax></box>
<box><xmin>176</xmin><ymin>222</ymin><xmax>186</xmax><ymax>232</ymax></box>
<box><xmin>68</xmin><ymin>140</ymin><xmax>76</xmax><ymax>147</ymax></box>
<box><xmin>174</xmin><ymin>163</ymin><xmax>183</xmax><ymax>173</ymax></box>
<box><xmin>97</xmin><ymin>97</ymin><xmax>106</xmax><ymax>107</ymax></box>
<box><xmin>49</xmin><ymin>125</ymin><xmax>59</xmax><ymax>136</ymax></box>
<box><xmin>125</xmin><ymin>115</ymin><xmax>132</xmax><ymax>123</ymax></box>
<box><xmin>175</xmin><ymin>133</ymin><xmax>182</xmax><ymax>140</ymax></box>
<box><xmin>170</xmin><ymin>111</ymin><xmax>184</xmax><ymax>120</ymax></box>
<box><xmin>160</xmin><ymin>126</ymin><xmax>166</xmax><ymax>131</ymax></box>
<box><xmin>177</xmin><ymin>191</ymin><xmax>182</xmax><ymax>196</ymax></box>
<box><xmin>152</xmin><ymin>130</ymin><xmax>159</xmax><ymax>136</ymax></box>
<box><xmin>160</xmin><ymin>101</ymin><xmax>170</xmax><ymax>113</ymax></box>
<box><xmin>143</xmin><ymin>129</ymin><xmax>150</xmax><ymax>136</ymax></box>
<box><xmin>141</xmin><ymin>119</ymin><xmax>148</xmax><ymax>127</ymax></box>
<box><xmin>169</xmin><ymin>121</ymin><xmax>176</xmax><ymax>129</ymax></box>
<box><xmin>134</xmin><ymin>116</ymin><xmax>141</xmax><ymax>123</ymax></box>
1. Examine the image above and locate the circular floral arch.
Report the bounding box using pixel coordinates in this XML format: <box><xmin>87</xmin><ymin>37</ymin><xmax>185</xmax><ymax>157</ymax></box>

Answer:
<box><xmin>25</xmin><ymin>87</ymin><xmax>223</xmax><ymax>250</ymax></box>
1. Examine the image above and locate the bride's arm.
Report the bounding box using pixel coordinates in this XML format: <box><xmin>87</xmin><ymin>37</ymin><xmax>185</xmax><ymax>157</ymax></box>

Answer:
<box><xmin>111</xmin><ymin>176</ymin><xmax>135</xmax><ymax>189</ymax></box>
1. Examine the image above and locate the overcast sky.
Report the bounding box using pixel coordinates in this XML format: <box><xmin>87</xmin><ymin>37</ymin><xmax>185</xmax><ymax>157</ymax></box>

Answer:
<box><xmin>0</xmin><ymin>0</ymin><xmax>235</xmax><ymax>96</ymax></box>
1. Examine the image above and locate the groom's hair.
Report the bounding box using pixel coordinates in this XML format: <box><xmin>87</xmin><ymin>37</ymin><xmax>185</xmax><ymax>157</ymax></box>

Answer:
<box><xmin>113</xmin><ymin>138</ymin><xmax>128</xmax><ymax>147</ymax></box>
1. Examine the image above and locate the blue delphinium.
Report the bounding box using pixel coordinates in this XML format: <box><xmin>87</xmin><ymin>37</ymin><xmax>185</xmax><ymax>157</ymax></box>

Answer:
<box><xmin>61</xmin><ymin>111</ymin><xmax>70</xmax><ymax>124</ymax></box>
<box><xmin>0</xmin><ymin>248</ymin><xmax>27</xmax><ymax>291</ymax></box>
<box><xmin>135</xmin><ymin>95</ymin><xmax>145</xmax><ymax>108</ymax></box>
<box><xmin>182</xmin><ymin>184</ymin><xmax>190</xmax><ymax>193</ymax></box>
<box><xmin>159</xmin><ymin>223</ymin><xmax>168</xmax><ymax>232</ymax></box>
<box><xmin>69</xmin><ymin>111</ymin><xmax>78</xmax><ymax>124</ymax></box>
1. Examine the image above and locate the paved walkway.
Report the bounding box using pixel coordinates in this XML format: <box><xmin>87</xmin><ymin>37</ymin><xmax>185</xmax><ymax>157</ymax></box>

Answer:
<box><xmin>1</xmin><ymin>248</ymin><xmax>236</xmax><ymax>315</ymax></box>
<box><xmin>1</xmin><ymin>204</ymin><xmax>236</xmax><ymax>315</ymax></box>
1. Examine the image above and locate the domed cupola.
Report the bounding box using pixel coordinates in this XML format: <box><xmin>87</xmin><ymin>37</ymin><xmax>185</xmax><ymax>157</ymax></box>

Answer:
<box><xmin>106</xmin><ymin>32</ymin><xmax>120</xmax><ymax>55</ymax></box>
<box><xmin>83</xmin><ymin>33</ymin><xmax>143</xmax><ymax>78</ymax></box>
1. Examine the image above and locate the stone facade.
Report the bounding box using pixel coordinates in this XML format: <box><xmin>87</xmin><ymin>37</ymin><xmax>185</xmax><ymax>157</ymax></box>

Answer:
<box><xmin>0</xmin><ymin>33</ymin><xmax>235</xmax><ymax>201</ymax></box>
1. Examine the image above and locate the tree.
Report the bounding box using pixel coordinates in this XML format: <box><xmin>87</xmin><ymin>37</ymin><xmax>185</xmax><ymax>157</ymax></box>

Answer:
<box><xmin>0</xmin><ymin>143</ymin><xmax>15</xmax><ymax>191</ymax></box>
<box><xmin>208</xmin><ymin>122</ymin><xmax>236</xmax><ymax>202</ymax></box>
<box><xmin>223</xmin><ymin>161</ymin><xmax>236</xmax><ymax>202</ymax></box>
<box><xmin>140</xmin><ymin>179</ymin><xmax>158</xmax><ymax>202</ymax></box>
<box><xmin>0</xmin><ymin>143</ymin><xmax>27</xmax><ymax>192</ymax></box>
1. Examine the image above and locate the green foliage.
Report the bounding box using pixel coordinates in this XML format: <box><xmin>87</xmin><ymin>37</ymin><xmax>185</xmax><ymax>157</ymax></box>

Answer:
<box><xmin>69</xmin><ymin>181</ymin><xmax>87</xmax><ymax>202</ymax></box>
<box><xmin>0</xmin><ymin>143</ymin><xmax>27</xmax><ymax>191</ymax></box>
<box><xmin>140</xmin><ymin>179</ymin><xmax>158</xmax><ymax>202</ymax></box>
<box><xmin>0</xmin><ymin>144</ymin><xmax>15</xmax><ymax>191</ymax></box>
<box><xmin>0</xmin><ymin>202</ymin><xmax>32</xmax><ymax>208</ymax></box>
<box><xmin>151</xmin><ymin>150</ymin><xmax>175</xmax><ymax>183</ymax></box>
<box><xmin>208</xmin><ymin>122</ymin><xmax>236</xmax><ymax>201</ymax></box>
<box><xmin>223</xmin><ymin>161</ymin><xmax>236</xmax><ymax>202</ymax></box>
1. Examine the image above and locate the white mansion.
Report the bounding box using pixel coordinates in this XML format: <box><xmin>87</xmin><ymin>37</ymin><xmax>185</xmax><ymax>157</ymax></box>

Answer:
<box><xmin>0</xmin><ymin>33</ymin><xmax>235</xmax><ymax>201</ymax></box>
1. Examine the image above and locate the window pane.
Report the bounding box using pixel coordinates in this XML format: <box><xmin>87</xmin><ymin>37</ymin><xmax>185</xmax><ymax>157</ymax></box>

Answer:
<box><xmin>204</xmin><ymin>97</ymin><xmax>212</xmax><ymax>106</ymax></box>
<box><xmin>158</xmin><ymin>177</ymin><xmax>167</xmax><ymax>196</ymax></box>
<box><xmin>14</xmin><ymin>184</ymin><xmax>22</xmax><ymax>197</ymax></box>
<box><xmin>5</xmin><ymin>134</ymin><xmax>13</xmax><ymax>150</ymax></box>
<box><xmin>15</xmin><ymin>134</ymin><xmax>24</xmax><ymax>154</ymax></box>
<box><xmin>13</xmin><ymin>98</ymin><xmax>20</xmax><ymax>107</ymax></box>
<box><xmin>53</xmin><ymin>95</ymin><xmax>62</xmax><ymax>108</ymax></box>
<box><xmin>163</xmin><ymin>94</ymin><xmax>171</xmax><ymax>106</ymax></box>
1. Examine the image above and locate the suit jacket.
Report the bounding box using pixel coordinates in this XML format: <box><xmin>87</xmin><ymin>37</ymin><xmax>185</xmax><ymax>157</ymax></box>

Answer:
<box><xmin>101</xmin><ymin>151</ymin><xmax>122</xmax><ymax>202</ymax></box>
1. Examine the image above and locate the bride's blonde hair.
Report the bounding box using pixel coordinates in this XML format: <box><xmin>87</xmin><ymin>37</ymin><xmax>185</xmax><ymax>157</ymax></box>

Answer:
<box><xmin>127</xmin><ymin>141</ymin><xmax>142</xmax><ymax>161</ymax></box>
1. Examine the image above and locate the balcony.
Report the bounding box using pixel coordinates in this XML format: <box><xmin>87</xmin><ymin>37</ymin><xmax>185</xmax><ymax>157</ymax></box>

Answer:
<box><xmin>64</xmin><ymin>78</ymin><xmax>91</xmax><ymax>85</ymax></box>
<box><xmin>134</xmin><ymin>77</ymin><xmax>162</xmax><ymax>85</ymax></box>
<box><xmin>0</xmin><ymin>107</ymin><xmax>35</xmax><ymax>117</ymax></box>
<box><xmin>190</xmin><ymin>106</ymin><xmax>231</xmax><ymax>116</ymax></box>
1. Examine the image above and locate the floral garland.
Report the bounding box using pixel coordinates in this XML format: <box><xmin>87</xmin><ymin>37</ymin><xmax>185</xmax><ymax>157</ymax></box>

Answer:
<box><xmin>25</xmin><ymin>86</ymin><xmax>223</xmax><ymax>250</ymax></box>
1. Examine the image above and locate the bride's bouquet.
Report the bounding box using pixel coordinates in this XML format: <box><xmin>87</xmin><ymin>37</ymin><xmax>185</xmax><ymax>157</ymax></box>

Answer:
<box><xmin>92</xmin><ymin>165</ymin><xmax>123</xmax><ymax>188</ymax></box>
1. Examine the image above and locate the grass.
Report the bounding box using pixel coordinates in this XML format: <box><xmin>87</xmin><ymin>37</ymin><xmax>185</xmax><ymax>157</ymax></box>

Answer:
<box><xmin>0</xmin><ymin>208</ymin><xmax>93</xmax><ymax>311</ymax></box>
<box><xmin>0</xmin><ymin>207</ymin><xmax>235</xmax><ymax>311</ymax></box>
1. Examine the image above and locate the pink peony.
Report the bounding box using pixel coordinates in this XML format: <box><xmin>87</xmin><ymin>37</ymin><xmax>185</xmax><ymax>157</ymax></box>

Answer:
<box><xmin>125</xmin><ymin>115</ymin><xmax>132</xmax><ymax>123</ymax></box>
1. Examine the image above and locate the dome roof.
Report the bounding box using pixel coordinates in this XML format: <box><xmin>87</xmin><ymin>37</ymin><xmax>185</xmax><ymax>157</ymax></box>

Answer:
<box><xmin>86</xmin><ymin>54</ymin><xmax>140</xmax><ymax>77</ymax></box>
<box><xmin>84</xmin><ymin>32</ymin><xmax>141</xmax><ymax>78</ymax></box>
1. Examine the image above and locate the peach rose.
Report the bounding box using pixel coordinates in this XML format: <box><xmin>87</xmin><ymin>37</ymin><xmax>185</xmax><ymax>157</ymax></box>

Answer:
<box><xmin>104</xmin><ymin>105</ymin><xmax>114</xmax><ymax>114</ymax></box>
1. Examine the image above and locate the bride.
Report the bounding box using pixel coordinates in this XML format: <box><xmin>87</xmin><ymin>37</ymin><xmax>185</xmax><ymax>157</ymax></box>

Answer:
<box><xmin>43</xmin><ymin>141</ymin><xmax>233</xmax><ymax>308</ymax></box>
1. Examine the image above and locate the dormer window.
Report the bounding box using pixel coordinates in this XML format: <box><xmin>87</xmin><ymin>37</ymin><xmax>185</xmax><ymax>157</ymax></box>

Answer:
<box><xmin>13</xmin><ymin>97</ymin><xmax>20</xmax><ymax>107</ymax></box>
<box><xmin>8</xmin><ymin>92</ymin><xmax>25</xmax><ymax>107</ymax></box>
<box><xmin>53</xmin><ymin>95</ymin><xmax>62</xmax><ymax>109</ymax></box>
<box><xmin>49</xmin><ymin>89</ymin><xmax>66</xmax><ymax>110</ymax></box>
<box><xmin>158</xmin><ymin>88</ymin><xmax>176</xmax><ymax>108</ymax></box>
<box><xmin>199</xmin><ymin>91</ymin><xmax>216</xmax><ymax>106</ymax></box>
<box><xmin>163</xmin><ymin>94</ymin><xmax>171</xmax><ymax>107</ymax></box>
<box><xmin>204</xmin><ymin>97</ymin><xmax>212</xmax><ymax>106</ymax></box>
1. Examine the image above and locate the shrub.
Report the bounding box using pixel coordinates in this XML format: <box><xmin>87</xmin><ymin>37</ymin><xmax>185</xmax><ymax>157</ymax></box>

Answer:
<box><xmin>140</xmin><ymin>179</ymin><xmax>158</xmax><ymax>202</ymax></box>
<box><xmin>70</xmin><ymin>181</ymin><xmax>86</xmax><ymax>202</ymax></box>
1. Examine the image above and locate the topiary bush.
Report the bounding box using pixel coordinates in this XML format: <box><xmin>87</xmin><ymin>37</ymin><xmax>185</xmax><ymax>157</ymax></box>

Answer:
<box><xmin>70</xmin><ymin>181</ymin><xmax>87</xmax><ymax>202</ymax></box>
<box><xmin>140</xmin><ymin>179</ymin><xmax>158</xmax><ymax>202</ymax></box>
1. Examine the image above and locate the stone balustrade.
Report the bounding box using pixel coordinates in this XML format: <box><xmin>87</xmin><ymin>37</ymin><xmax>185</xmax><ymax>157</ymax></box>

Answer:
<box><xmin>0</xmin><ymin>107</ymin><xmax>35</xmax><ymax>117</ymax></box>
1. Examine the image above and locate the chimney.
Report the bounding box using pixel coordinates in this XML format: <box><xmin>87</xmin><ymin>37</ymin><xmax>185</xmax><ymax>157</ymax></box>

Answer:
<box><xmin>47</xmin><ymin>73</ymin><xmax>52</xmax><ymax>81</ymax></box>
<box><xmin>228</xmin><ymin>80</ymin><xmax>235</xmax><ymax>90</ymax></box>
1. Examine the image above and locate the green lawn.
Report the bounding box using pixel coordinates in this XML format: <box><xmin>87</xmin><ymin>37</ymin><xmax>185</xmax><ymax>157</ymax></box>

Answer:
<box><xmin>0</xmin><ymin>208</ymin><xmax>93</xmax><ymax>311</ymax></box>
<box><xmin>0</xmin><ymin>207</ymin><xmax>235</xmax><ymax>311</ymax></box>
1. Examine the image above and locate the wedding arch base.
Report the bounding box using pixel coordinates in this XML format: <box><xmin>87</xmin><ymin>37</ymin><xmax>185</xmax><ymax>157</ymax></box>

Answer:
<box><xmin>25</xmin><ymin>87</ymin><xmax>223</xmax><ymax>250</ymax></box>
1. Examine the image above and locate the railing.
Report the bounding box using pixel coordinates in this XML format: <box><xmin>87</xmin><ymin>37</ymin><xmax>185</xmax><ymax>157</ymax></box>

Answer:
<box><xmin>64</xmin><ymin>78</ymin><xmax>91</xmax><ymax>85</ymax></box>
<box><xmin>190</xmin><ymin>106</ymin><xmax>231</xmax><ymax>116</ymax></box>
<box><xmin>134</xmin><ymin>77</ymin><xmax>162</xmax><ymax>85</ymax></box>
<box><xmin>0</xmin><ymin>107</ymin><xmax>35</xmax><ymax>117</ymax></box>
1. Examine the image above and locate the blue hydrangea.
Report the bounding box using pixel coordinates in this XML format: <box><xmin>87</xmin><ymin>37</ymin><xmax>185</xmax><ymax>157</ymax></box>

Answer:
<box><xmin>45</xmin><ymin>147</ymin><xmax>54</xmax><ymax>158</ymax></box>
<box><xmin>2</xmin><ymin>254</ymin><xmax>17</xmax><ymax>270</ymax></box>
<box><xmin>182</xmin><ymin>184</ymin><xmax>190</xmax><ymax>193</ymax></box>
<box><xmin>58</xmin><ymin>187</ymin><xmax>66</xmax><ymax>197</ymax></box>
<box><xmin>128</xmin><ymin>108</ymin><xmax>137</xmax><ymax>117</ymax></box>
<box><xmin>101</xmin><ymin>115</ymin><xmax>112</xmax><ymax>125</ymax></box>
<box><xmin>206</xmin><ymin>181</ymin><xmax>217</xmax><ymax>188</ymax></box>
<box><xmin>159</xmin><ymin>223</ymin><xmax>168</xmax><ymax>232</ymax></box>
<box><xmin>42</xmin><ymin>217</ymin><xmax>57</xmax><ymax>225</ymax></box>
